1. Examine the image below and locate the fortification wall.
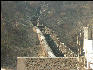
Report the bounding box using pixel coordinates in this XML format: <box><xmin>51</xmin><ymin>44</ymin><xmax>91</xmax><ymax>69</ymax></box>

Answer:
<box><xmin>17</xmin><ymin>57</ymin><xmax>84</xmax><ymax>70</ymax></box>
<box><xmin>33</xmin><ymin>26</ymin><xmax>56</xmax><ymax>57</ymax></box>
<box><xmin>44</xmin><ymin>26</ymin><xmax>78</xmax><ymax>57</ymax></box>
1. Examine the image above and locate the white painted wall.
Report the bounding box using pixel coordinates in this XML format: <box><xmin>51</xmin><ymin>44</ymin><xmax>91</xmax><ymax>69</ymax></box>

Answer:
<box><xmin>83</xmin><ymin>39</ymin><xmax>93</xmax><ymax>69</ymax></box>
<box><xmin>1</xmin><ymin>68</ymin><xmax>6</xmax><ymax>70</ymax></box>
<box><xmin>84</xmin><ymin>40</ymin><xmax>93</xmax><ymax>56</ymax></box>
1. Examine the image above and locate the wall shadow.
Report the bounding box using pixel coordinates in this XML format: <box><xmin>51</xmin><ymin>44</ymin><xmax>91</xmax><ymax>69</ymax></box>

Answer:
<box><xmin>44</xmin><ymin>34</ymin><xmax>64</xmax><ymax>57</ymax></box>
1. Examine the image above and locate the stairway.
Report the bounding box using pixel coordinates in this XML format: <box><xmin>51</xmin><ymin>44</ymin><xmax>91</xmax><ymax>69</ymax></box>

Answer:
<box><xmin>44</xmin><ymin>26</ymin><xmax>78</xmax><ymax>57</ymax></box>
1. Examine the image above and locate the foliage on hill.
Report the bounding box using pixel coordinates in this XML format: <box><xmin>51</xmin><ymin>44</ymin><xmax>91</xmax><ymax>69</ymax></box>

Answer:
<box><xmin>1</xmin><ymin>1</ymin><xmax>40</xmax><ymax>69</ymax></box>
<box><xmin>1</xmin><ymin>1</ymin><xmax>93</xmax><ymax>69</ymax></box>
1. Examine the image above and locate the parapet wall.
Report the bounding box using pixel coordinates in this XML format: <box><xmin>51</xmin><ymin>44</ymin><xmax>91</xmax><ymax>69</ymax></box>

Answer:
<box><xmin>33</xmin><ymin>26</ymin><xmax>56</xmax><ymax>57</ymax></box>
<box><xmin>44</xmin><ymin>26</ymin><xmax>78</xmax><ymax>57</ymax></box>
<box><xmin>33</xmin><ymin>25</ymin><xmax>78</xmax><ymax>57</ymax></box>
<box><xmin>17</xmin><ymin>57</ymin><xmax>84</xmax><ymax>70</ymax></box>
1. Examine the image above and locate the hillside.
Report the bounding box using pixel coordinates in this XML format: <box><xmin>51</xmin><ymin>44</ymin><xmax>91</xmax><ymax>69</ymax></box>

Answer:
<box><xmin>1</xmin><ymin>1</ymin><xmax>40</xmax><ymax>69</ymax></box>
<box><xmin>1</xmin><ymin>1</ymin><xmax>93</xmax><ymax>69</ymax></box>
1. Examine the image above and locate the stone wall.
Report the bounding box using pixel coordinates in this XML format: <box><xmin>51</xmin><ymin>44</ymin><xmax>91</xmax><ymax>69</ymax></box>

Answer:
<box><xmin>17</xmin><ymin>57</ymin><xmax>84</xmax><ymax>70</ymax></box>
<box><xmin>44</xmin><ymin>26</ymin><xmax>78</xmax><ymax>57</ymax></box>
<box><xmin>33</xmin><ymin>26</ymin><xmax>56</xmax><ymax>57</ymax></box>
